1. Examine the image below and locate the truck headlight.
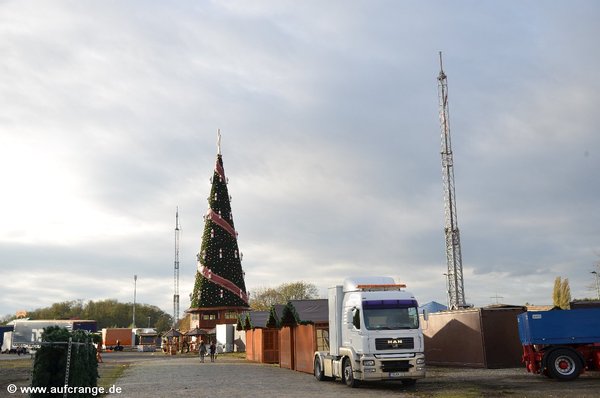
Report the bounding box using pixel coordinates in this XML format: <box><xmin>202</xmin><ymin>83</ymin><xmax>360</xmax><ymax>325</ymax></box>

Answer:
<box><xmin>416</xmin><ymin>358</ymin><xmax>425</xmax><ymax>365</ymax></box>
<box><xmin>363</xmin><ymin>359</ymin><xmax>375</xmax><ymax>366</ymax></box>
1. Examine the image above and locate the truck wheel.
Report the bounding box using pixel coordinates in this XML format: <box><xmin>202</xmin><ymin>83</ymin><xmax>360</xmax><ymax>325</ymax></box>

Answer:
<box><xmin>314</xmin><ymin>357</ymin><xmax>325</xmax><ymax>381</ymax></box>
<box><xmin>546</xmin><ymin>348</ymin><xmax>582</xmax><ymax>381</ymax></box>
<box><xmin>343</xmin><ymin>358</ymin><xmax>360</xmax><ymax>388</ymax></box>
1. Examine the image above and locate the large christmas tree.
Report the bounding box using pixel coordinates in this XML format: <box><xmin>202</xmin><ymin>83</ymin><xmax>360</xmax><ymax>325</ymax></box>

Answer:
<box><xmin>189</xmin><ymin>134</ymin><xmax>249</xmax><ymax>310</ymax></box>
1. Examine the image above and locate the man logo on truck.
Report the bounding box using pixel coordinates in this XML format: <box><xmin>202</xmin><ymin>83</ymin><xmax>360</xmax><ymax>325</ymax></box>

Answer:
<box><xmin>388</xmin><ymin>339</ymin><xmax>403</xmax><ymax>348</ymax></box>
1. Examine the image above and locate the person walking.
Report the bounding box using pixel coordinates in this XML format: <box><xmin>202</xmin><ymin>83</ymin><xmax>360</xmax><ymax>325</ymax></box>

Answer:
<box><xmin>209</xmin><ymin>341</ymin><xmax>216</xmax><ymax>362</ymax></box>
<box><xmin>199</xmin><ymin>341</ymin><xmax>207</xmax><ymax>363</ymax></box>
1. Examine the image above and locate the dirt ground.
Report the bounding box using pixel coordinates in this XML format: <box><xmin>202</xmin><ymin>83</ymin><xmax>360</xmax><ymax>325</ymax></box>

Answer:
<box><xmin>1</xmin><ymin>353</ymin><xmax>598</xmax><ymax>397</ymax></box>
<box><xmin>404</xmin><ymin>366</ymin><xmax>599</xmax><ymax>397</ymax></box>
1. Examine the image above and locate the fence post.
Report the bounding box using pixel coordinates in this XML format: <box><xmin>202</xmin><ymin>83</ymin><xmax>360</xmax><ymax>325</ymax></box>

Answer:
<box><xmin>64</xmin><ymin>337</ymin><xmax>72</xmax><ymax>398</ymax></box>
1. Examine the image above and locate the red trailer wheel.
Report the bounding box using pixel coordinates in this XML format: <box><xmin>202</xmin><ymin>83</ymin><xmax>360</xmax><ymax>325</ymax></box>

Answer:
<box><xmin>546</xmin><ymin>348</ymin><xmax>582</xmax><ymax>381</ymax></box>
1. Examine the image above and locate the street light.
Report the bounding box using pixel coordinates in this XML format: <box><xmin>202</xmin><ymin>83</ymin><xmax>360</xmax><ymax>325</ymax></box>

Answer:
<box><xmin>133</xmin><ymin>275</ymin><xmax>138</xmax><ymax>328</ymax></box>
<box><xmin>591</xmin><ymin>271</ymin><xmax>600</xmax><ymax>300</ymax></box>
<box><xmin>443</xmin><ymin>273</ymin><xmax>450</xmax><ymax>309</ymax></box>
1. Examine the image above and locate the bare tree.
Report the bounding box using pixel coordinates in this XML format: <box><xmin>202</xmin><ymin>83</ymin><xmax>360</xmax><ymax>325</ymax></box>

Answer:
<box><xmin>250</xmin><ymin>281</ymin><xmax>318</xmax><ymax>311</ymax></box>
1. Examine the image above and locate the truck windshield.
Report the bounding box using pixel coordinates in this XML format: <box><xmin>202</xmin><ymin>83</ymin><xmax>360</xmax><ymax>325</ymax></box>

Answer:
<box><xmin>362</xmin><ymin>299</ymin><xmax>419</xmax><ymax>330</ymax></box>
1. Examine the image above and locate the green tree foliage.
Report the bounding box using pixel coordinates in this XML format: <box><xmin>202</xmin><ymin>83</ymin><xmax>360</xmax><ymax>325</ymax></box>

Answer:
<box><xmin>250</xmin><ymin>281</ymin><xmax>318</xmax><ymax>311</ymax></box>
<box><xmin>11</xmin><ymin>300</ymin><xmax>172</xmax><ymax>332</ymax></box>
<box><xmin>280</xmin><ymin>302</ymin><xmax>300</xmax><ymax>327</ymax></box>
<box><xmin>552</xmin><ymin>276</ymin><xmax>571</xmax><ymax>309</ymax></box>
<box><xmin>243</xmin><ymin>313</ymin><xmax>252</xmax><ymax>331</ymax></box>
<box><xmin>30</xmin><ymin>326</ymin><xmax>98</xmax><ymax>397</ymax></box>
<box><xmin>190</xmin><ymin>154</ymin><xmax>248</xmax><ymax>308</ymax></box>
<box><xmin>265</xmin><ymin>306</ymin><xmax>279</xmax><ymax>329</ymax></box>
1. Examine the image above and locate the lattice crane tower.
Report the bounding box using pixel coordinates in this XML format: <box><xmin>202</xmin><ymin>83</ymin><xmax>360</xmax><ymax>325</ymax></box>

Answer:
<box><xmin>173</xmin><ymin>207</ymin><xmax>180</xmax><ymax>327</ymax></box>
<box><xmin>437</xmin><ymin>52</ymin><xmax>466</xmax><ymax>310</ymax></box>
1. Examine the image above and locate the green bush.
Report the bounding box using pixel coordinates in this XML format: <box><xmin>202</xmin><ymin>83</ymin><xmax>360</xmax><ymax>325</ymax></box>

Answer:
<box><xmin>30</xmin><ymin>326</ymin><xmax>98</xmax><ymax>397</ymax></box>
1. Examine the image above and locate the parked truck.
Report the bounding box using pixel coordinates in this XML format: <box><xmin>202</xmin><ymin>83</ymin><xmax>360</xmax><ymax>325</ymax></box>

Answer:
<box><xmin>517</xmin><ymin>308</ymin><xmax>600</xmax><ymax>380</ymax></box>
<box><xmin>101</xmin><ymin>328</ymin><xmax>134</xmax><ymax>350</ymax></box>
<box><xmin>1</xmin><ymin>320</ymin><xmax>96</xmax><ymax>352</ymax></box>
<box><xmin>313</xmin><ymin>276</ymin><xmax>426</xmax><ymax>387</ymax></box>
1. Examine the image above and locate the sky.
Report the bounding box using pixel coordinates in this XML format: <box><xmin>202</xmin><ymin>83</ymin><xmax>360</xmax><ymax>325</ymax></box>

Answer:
<box><xmin>1</xmin><ymin>0</ymin><xmax>599</xmax><ymax>318</ymax></box>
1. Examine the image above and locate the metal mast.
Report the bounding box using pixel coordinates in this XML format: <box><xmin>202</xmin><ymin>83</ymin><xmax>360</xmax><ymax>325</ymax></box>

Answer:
<box><xmin>173</xmin><ymin>207</ymin><xmax>180</xmax><ymax>328</ymax></box>
<box><xmin>437</xmin><ymin>52</ymin><xmax>466</xmax><ymax>310</ymax></box>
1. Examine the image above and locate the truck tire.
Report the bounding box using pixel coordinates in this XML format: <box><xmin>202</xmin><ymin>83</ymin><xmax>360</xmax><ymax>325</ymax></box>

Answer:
<box><xmin>343</xmin><ymin>358</ymin><xmax>360</xmax><ymax>388</ymax></box>
<box><xmin>314</xmin><ymin>357</ymin><xmax>326</xmax><ymax>381</ymax></box>
<box><xmin>546</xmin><ymin>348</ymin><xmax>582</xmax><ymax>381</ymax></box>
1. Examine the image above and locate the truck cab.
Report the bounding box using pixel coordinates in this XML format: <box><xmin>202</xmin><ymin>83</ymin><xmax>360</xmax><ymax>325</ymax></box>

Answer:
<box><xmin>314</xmin><ymin>276</ymin><xmax>426</xmax><ymax>387</ymax></box>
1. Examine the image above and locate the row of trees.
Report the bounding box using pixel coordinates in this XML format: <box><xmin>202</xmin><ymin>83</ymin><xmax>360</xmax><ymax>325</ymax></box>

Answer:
<box><xmin>1</xmin><ymin>299</ymin><xmax>173</xmax><ymax>332</ymax></box>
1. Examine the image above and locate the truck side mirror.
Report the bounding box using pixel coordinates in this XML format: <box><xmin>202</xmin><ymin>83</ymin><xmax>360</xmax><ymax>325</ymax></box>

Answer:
<box><xmin>423</xmin><ymin>309</ymin><xmax>429</xmax><ymax>321</ymax></box>
<box><xmin>352</xmin><ymin>307</ymin><xmax>360</xmax><ymax>330</ymax></box>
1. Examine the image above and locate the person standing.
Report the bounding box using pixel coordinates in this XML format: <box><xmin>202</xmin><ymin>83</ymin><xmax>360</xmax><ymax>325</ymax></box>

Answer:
<box><xmin>199</xmin><ymin>341</ymin><xmax>207</xmax><ymax>363</ymax></box>
<box><xmin>209</xmin><ymin>341</ymin><xmax>216</xmax><ymax>362</ymax></box>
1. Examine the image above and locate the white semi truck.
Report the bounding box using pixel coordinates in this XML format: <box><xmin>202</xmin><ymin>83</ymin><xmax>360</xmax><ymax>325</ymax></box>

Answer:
<box><xmin>313</xmin><ymin>276</ymin><xmax>426</xmax><ymax>387</ymax></box>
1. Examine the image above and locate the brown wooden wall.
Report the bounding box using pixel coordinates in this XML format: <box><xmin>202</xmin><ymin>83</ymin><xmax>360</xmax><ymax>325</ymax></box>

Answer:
<box><xmin>279</xmin><ymin>327</ymin><xmax>293</xmax><ymax>369</ymax></box>
<box><xmin>293</xmin><ymin>325</ymin><xmax>316</xmax><ymax>374</ymax></box>
<box><xmin>246</xmin><ymin>323</ymin><xmax>326</xmax><ymax>371</ymax></box>
<box><xmin>480</xmin><ymin>308</ymin><xmax>525</xmax><ymax>368</ymax></box>
<box><xmin>245</xmin><ymin>328</ymin><xmax>280</xmax><ymax>364</ymax></box>
<box><xmin>423</xmin><ymin>309</ymin><xmax>485</xmax><ymax>367</ymax></box>
<box><xmin>422</xmin><ymin>307</ymin><xmax>524</xmax><ymax>368</ymax></box>
<box><xmin>245</xmin><ymin>329</ymin><xmax>255</xmax><ymax>361</ymax></box>
<box><xmin>262</xmin><ymin>329</ymin><xmax>279</xmax><ymax>364</ymax></box>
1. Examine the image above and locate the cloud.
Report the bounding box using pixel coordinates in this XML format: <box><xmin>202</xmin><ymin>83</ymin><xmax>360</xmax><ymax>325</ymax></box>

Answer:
<box><xmin>1</xmin><ymin>1</ymin><xmax>599</xmax><ymax>318</ymax></box>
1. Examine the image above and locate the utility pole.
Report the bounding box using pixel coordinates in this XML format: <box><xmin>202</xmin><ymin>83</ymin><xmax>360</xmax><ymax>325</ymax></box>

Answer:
<box><xmin>173</xmin><ymin>207</ymin><xmax>180</xmax><ymax>328</ymax></box>
<box><xmin>437</xmin><ymin>52</ymin><xmax>466</xmax><ymax>310</ymax></box>
<box><xmin>133</xmin><ymin>274</ymin><xmax>137</xmax><ymax>328</ymax></box>
<box><xmin>490</xmin><ymin>293</ymin><xmax>504</xmax><ymax>305</ymax></box>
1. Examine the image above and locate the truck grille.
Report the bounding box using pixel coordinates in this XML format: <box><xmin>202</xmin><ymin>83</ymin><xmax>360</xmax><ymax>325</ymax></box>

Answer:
<box><xmin>375</xmin><ymin>337</ymin><xmax>414</xmax><ymax>350</ymax></box>
<box><xmin>381</xmin><ymin>360</ymin><xmax>412</xmax><ymax>373</ymax></box>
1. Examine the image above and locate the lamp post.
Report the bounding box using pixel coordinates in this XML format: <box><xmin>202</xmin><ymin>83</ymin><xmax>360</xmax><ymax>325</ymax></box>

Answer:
<box><xmin>591</xmin><ymin>271</ymin><xmax>600</xmax><ymax>300</ymax></box>
<box><xmin>133</xmin><ymin>275</ymin><xmax>137</xmax><ymax>328</ymax></box>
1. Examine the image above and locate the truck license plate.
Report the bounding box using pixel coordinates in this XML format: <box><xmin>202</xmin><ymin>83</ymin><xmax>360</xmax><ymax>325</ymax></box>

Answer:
<box><xmin>389</xmin><ymin>372</ymin><xmax>403</xmax><ymax>378</ymax></box>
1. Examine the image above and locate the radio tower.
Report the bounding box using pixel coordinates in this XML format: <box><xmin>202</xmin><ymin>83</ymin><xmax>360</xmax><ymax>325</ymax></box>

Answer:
<box><xmin>173</xmin><ymin>207</ymin><xmax>180</xmax><ymax>328</ymax></box>
<box><xmin>437</xmin><ymin>52</ymin><xmax>466</xmax><ymax>310</ymax></box>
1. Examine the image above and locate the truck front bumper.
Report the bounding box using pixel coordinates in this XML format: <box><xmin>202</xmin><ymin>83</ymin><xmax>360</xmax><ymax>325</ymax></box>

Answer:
<box><xmin>359</xmin><ymin>353</ymin><xmax>426</xmax><ymax>381</ymax></box>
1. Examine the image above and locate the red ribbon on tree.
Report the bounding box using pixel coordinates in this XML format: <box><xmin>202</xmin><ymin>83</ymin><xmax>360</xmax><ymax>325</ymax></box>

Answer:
<box><xmin>206</xmin><ymin>209</ymin><xmax>237</xmax><ymax>238</ymax></box>
<box><xmin>198</xmin><ymin>264</ymin><xmax>249</xmax><ymax>304</ymax></box>
<box><xmin>215</xmin><ymin>158</ymin><xmax>226</xmax><ymax>182</ymax></box>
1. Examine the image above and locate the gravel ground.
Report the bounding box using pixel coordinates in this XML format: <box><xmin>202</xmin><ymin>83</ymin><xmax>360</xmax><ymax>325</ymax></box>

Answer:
<box><xmin>3</xmin><ymin>352</ymin><xmax>598</xmax><ymax>397</ymax></box>
<box><xmin>108</xmin><ymin>353</ymin><xmax>600</xmax><ymax>398</ymax></box>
